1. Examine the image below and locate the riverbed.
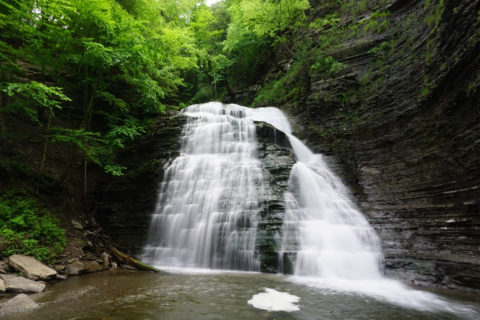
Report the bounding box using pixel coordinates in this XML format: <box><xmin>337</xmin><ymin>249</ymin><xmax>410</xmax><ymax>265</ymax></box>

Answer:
<box><xmin>2</xmin><ymin>269</ymin><xmax>480</xmax><ymax>319</ymax></box>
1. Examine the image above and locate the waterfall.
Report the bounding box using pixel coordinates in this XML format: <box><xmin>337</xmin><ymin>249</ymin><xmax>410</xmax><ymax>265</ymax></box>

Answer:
<box><xmin>280</xmin><ymin>152</ymin><xmax>383</xmax><ymax>279</ymax></box>
<box><xmin>142</xmin><ymin>102</ymin><xmax>263</xmax><ymax>270</ymax></box>
<box><xmin>143</xmin><ymin>102</ymin><xmax>383</xmax><ymax>279</ymax></box>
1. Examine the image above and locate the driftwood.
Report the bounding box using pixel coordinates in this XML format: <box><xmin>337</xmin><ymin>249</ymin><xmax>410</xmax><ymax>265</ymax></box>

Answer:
<box><xmin>108</xmin><ymin>246</ymin><xmax>165</xmax><ymax>273</ymax></box>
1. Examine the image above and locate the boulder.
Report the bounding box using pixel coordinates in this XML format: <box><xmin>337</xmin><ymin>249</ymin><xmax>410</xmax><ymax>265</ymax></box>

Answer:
<box><xmin>0</xmin><ymin>275</ymin><xmax>45</xmax><ymax>293</ymax></box>
<box><xmin>54</xmin><ymin>264</ymin><xmax>66</xmax><ymax>272</ymax></box>
<box><xmin>8</xmin><ymin>255</ymin><xmax>57</xmax><ymax>281</ymax></box>
<box><xmin>55</xmin><ymin>274</ymin><xmax>67</xmax><ymax>280</ymax></box>
<box><xmin>82</xmin><ymin>261</ymin><xmax>103</xmax><ymax>273</ymax></box>
<box><xmin>0</xmin><ymin>278</ymin><xmax>5</xmax><ymax>293</ymax></box>
<box><xmin>71</xmin><ymin>220</ymin><xmax>83</xmax><ymax>230</ymax></box>
<box><xmin>0</xmin><ymin>293</ymin><xmax>38</xmax><ymax>315</ymax></box>
<box><xmin>66</xmin><ymin>260</ymin><xmax>103</xmax><ymax>275</ymax></box>
<box><xmin>66</xmin><ymin>261</ymin><xmax>83</xmax><ymax>275</ymax></box>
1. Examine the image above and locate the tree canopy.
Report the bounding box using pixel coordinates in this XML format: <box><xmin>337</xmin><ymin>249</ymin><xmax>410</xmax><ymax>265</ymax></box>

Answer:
<box><xmin>0</xmin><ymin>0</ymin><xmax>313</xmax><ymax>179</ymax></box>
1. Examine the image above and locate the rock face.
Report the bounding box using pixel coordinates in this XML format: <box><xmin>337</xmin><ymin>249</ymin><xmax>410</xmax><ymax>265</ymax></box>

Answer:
<box><xmin>0</xmin><ymin>274</ymin><xmax>45</xmax><ymax>293</ymax></box>
<box><xmin>255</xmin><ymin>122</ymin><xmax>296</xmax><ymax>272</ymax></box>
<box><xmin>0</xmin><ymin>293</ymin><xmax>38</xmax><ymax>315</ymax></box>
<box><xmin>8</xmin><ymin>255</ymin><xmax>57</xmax><ymax>280</ymax></box>
<box><xmin>240</xmin><ymin>0</ymin><xmax>480</xmax><ymax>292</ymax></box>
<box><xmin>94</xmin><ymin>112</ymin><xmax>187</xmax><ymax>256</ymax></box>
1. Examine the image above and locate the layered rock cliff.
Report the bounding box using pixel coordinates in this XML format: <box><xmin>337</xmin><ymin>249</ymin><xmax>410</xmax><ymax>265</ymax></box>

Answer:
<box><xmin>93</xmin><ymin>0</ymin><xmax>480</xmax><ymax>293</ymax></box>
<box><xmin>244</xmin><ymin>0</ymin><xmax>480</xmax><ymax>292</ymax></box>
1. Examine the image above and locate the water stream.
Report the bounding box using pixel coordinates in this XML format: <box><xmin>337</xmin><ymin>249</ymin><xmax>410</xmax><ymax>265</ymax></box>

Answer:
<box><xmin>3</xmin><ymin>270</ymin><xmax>478</xmax><ymax>320</ymax></box>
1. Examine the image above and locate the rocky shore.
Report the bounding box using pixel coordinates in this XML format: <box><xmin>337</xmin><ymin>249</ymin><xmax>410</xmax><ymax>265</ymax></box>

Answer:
<box><xmin>0</xmin><ymin>254</ymin><xmax>112</xmax><ymax>316</ymax></box>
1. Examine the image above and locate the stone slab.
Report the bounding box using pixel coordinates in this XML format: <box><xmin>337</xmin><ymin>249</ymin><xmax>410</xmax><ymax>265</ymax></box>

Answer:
<box><xmin>8</xmin><ymin>255</ymin><xmax>57</xmax><ymax>280</ymax></box>
<box><xmin>0</xmin><ymin>293</ymin><xmax>38</xmax><ymax>315</ymax></box>
<box><xmin>0</xmin><ymin>274</ymin><xmax>45</xmax><ymax>293</ymax></box>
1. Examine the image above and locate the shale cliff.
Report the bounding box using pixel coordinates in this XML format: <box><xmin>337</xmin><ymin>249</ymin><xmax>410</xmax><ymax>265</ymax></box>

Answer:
<box><xmin>91</xmin><ymin>0</ymin><xmax>480</xmax><ymax>293</ymax></box>
<box><xmin>242</xmin><ymin>0</ymin><xmax>480</xmax><ymax>292</ymax></box>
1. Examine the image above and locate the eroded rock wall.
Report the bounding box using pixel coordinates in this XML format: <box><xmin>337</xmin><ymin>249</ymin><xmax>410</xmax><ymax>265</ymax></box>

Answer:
<box><xmin>248</xmin><ymin>0</ymin><xmax>480</xmax><ymax>291</ymax></box>
<box><xmin>94</xmin><ymin>113</ymin><xmax>187</xmax><ymax>256</ymax></box>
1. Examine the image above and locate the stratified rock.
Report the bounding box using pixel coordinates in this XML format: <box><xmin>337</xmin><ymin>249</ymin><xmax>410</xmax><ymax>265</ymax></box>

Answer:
<box><xmin>0</xmin><ymin>293</ymin><xmax>38</xmax><ymax>315</ymax></box>
<box><xmin>94</xmin><ymin>112</ymin><xmax>187</xmax><ymax>256</ymax></box>
<box><xmin>0</xmin><ymin>278</ymin><xmax>5</xmax><ymax>293</ymax></box>
<box><xmin>0</xmin><ymin>275</ymin><xmax>45</xmax><ymax>293</ymax></box>
<box><xmin>8</xmin><ymin>255</ymin><xmax>57</xmax><ymax>280</ymax></box>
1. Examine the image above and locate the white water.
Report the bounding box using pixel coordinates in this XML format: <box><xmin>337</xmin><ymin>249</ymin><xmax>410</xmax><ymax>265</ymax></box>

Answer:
<box><xmin>143</xmin><ymin>102</ymin><xmax>264</xmax><ymax>270</ymax></box>
<box><xmin>280</xmin><ymin>148</ymin><xmax>383</xmax><ymax>279</ymax></box>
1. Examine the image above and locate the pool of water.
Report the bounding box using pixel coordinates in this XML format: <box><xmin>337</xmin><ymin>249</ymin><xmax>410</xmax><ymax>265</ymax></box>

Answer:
<box><xmin>2</xmin><ymin>269</ymin><xmax>480</xmax><ymax>320</ymax></box>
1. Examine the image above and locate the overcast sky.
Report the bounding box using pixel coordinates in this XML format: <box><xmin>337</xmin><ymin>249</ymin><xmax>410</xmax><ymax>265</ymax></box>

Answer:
<box><xmin>205</xmin><ymin>0</ymin><xmax>222</xmax><ymax>6</ymax></box>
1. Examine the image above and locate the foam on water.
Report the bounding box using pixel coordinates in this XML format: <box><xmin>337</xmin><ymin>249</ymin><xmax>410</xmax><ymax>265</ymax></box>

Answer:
<box><xmin>248</xmin><ymin>288</ymin><xmax>300</xmax><ymax>312</ymax></box>
<box><xmin>287</xmin><ymin>276</ymin><xmax>480</xmax><ymax>318</ymax></box>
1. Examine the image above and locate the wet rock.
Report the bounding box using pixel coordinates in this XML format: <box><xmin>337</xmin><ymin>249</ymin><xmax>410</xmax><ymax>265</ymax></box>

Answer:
<box><xmin>56</xmin><ymin>274</ymin><xmax>67</xmax><ymax>280</ymax></box>
<box><xmin>66</xmin><ymin>260</ymin><xmax>103</xmax><ymax>275</ymax></box>
<box><xmin>255</xmin><ymin>122</ymin><xmax>296</xmax><ymax>273</ymax></box>
<box><xmin>0</xmin><ymin>293</ymin><xmax>38</xmax><ymax>315</ymax></box>
<box><xmin>8</xmin><ymin>255</ymin><xmax>57</xmax><ymax>280</ymax></box>
<box><xmin>94</xmin><ymin>112</ymin><xmax>187</xmax><ymax>255</ymax></box>
<box><xmin>72</xmin><ymin>220</ymin><xmax>83</xmax><ymax>230</ymax></box>
<box><xmin>66</xmin><ymin>261</ymin><xmax>84</xmax><ymax>275</ymax></box>
<box><xmin>0</xmin><ymin>274</ymin><xmax>45</xmax><ymax>293</ymax></box>
<box><xmin>54</xmin><ymin>264</ymin><xmax>66</xmax><ymax>272</ymax></box>
<box><xmin>101</xmin><ymin>252</ymin><xmax>111</xmax><ymax>269</ymax></box>
<box><xmin>82</xmin><ymin>261</ymin><xmax>103</xmax><ymax>273</ymax></box>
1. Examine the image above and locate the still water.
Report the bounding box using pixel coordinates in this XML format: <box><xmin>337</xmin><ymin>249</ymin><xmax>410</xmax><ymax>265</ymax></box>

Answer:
<box><xmin>3</xmin><ymin>269</ymin><xmax>480</xmax><ymax>320</ymax></box>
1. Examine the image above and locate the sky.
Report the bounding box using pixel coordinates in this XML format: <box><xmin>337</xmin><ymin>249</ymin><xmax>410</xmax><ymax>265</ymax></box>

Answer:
<box><xmin>205</xmin><ymin>0</ymin><xmax>222</xmax><ymax>6</ymax></box>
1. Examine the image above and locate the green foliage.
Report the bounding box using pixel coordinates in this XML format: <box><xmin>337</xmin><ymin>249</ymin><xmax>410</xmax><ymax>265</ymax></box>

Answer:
<box><xmin>309</xmin><ymin>14</ymin><xmax>340</xmax><ymax>30</ymax></box>
<box><xmin>230</xmin><ymin>0</ymin><xmax>310</xmax><ymax>38</ymax></box>
<box><xmin>310</xmin><ymin>56</ymin><xmax>346</xmax><ymax>74</ymax></box>
<box><xmin>0</xmin><ymin>190</ymin><xmax>66</xmax><ymax>262</ymax></box>
<box><xmin>0</xmin><ymin>82</ymin><xmax>71</xmax><ymax>125</ymax></box>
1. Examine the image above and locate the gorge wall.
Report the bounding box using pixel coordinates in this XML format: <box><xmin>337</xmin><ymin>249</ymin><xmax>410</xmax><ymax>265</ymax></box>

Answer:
<box><xmin>93</xmin><ymin>0</ymin><xmax>480</xmax><ymax>293</ymax></box>
<box><xmin>239</xmin><ymin>0</ymin><xmax>480</xmax><ymax>292</ymax></box>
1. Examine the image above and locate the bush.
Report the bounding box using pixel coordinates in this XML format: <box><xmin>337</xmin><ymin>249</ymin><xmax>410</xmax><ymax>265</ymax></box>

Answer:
<box><xmin>0</xmin><ymin>189</ymin><xmax>66</xmax><ymax>263</ymax></box>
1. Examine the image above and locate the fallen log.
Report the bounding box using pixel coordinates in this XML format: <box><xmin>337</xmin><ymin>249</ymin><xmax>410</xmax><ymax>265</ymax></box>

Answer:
<box><xmin>108</xmin><ymin>246</ymin><xmax>165</xmax><ymax>273</ymax></box>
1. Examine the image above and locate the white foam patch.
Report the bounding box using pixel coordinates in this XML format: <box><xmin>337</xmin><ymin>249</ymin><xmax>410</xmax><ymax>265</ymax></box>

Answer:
<box><xmin>248</xmin><ymin>288</ymin><xmax>300</xmax><ymax>312</ymax></box>
<box><xmin>288</xmin><ymin>276</ymin><xmax>480</xmax><ymax>319</ymax></box>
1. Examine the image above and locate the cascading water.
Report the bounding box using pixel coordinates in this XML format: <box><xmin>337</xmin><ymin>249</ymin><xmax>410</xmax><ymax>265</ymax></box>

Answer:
<box><xmin>247</xmin><ymin>105</ymin><xmax>383</xmax><ymax>279</ymax></box>
<box><xmin>280</xmin><ymin>152</ymin><xmax>383</xmax><ymax>279</ymax></box>
<box><xmin>142</xmin><ymin>102</ymin><xmax>264</xmax><ymax>270</ymax></box>
<box><xmin>143</xmin><ymin>101</ymin><xmax>383</xmax><ymax>279</ymax></box>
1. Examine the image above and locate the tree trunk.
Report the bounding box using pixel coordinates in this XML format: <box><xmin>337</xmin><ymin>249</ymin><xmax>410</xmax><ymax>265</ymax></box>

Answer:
<box><xmin>108</xmin><ymin>246</ymin><xmax>165</xmax><ymax>273</ymax></box>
